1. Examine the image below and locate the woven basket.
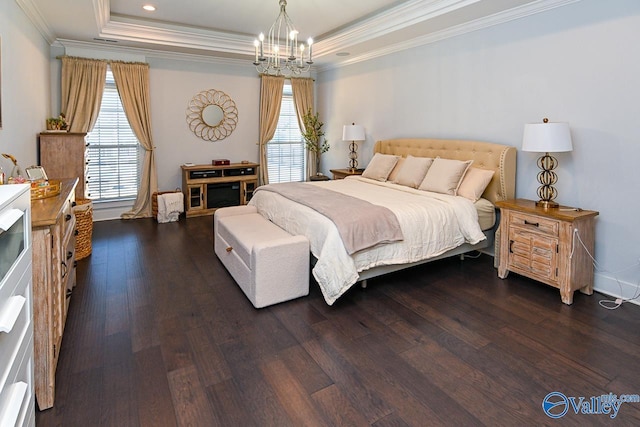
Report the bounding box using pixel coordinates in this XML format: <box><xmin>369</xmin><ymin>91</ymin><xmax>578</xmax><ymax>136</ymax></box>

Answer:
<box><xmin>74</xmin><ymin>198</ymin><xmax>93</xmax><ymax>260</ymax></box>
<box><xmin>152</xmin><ymin>190</ymin><xmax>181</xmax><ymax>221</ymax></box>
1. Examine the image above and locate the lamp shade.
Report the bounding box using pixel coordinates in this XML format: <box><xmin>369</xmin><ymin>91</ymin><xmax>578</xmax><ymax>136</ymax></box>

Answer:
<box><xmin>342</xmin><ymin>124</ymin><xmax>365</xmax><ymax>141</ymax></box>
<box><xmin>522</xmin><ymin>121</ymin><xmax>573</xmax><ymax>153</ymax></box>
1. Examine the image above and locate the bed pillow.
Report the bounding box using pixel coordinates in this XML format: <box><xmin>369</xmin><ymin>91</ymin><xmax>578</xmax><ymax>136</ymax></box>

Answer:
<box><xmin>419</xmin><ymin>157</ymin><xmax>473</xmax><ymax>195</ymax></box>
<box><xmin>457</xmin><ymin>167</ymin><xmax>495</xmax><ymax>202</ymax></box>
<box><xmin>387</xmin><ymin>157</ymin><xmax>406</xmax><ymax>182</ymax></box>
<box><xmin>393</xmin><ymin>156</ymin><xmax>434</xmax><ymax>188</ymax></box>
<box><xmin>361</xmin><ymin>153</ymin><xmax>399</xmax><ymax>181</ymax></box>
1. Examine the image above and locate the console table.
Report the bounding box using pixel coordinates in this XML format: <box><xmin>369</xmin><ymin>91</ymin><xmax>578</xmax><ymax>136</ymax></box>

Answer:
<box><xmin>181</xmin><ymin>163</ymin><xmax>259</xmax><ymax>217</ymax></box>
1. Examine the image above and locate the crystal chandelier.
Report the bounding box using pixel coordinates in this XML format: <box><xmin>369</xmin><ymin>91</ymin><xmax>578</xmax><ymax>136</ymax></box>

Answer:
<box><xmin>253</xmin><ymin>0</ymin><xmax>313</xmax><ymax>76</ymax></box>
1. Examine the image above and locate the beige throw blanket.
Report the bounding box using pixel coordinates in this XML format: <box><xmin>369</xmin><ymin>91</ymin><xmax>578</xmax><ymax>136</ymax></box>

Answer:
<box><xmin>254</xmin><ymin>182</ymin><xmax>403</xmax><ymax>254</ymax></box>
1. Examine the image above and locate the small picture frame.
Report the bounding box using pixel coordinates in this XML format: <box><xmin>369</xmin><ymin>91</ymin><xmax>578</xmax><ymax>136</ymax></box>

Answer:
<box><xmin>26</xmin><ymin>165</ymin><xmax>48</xmax><ymax>181</ymax></box>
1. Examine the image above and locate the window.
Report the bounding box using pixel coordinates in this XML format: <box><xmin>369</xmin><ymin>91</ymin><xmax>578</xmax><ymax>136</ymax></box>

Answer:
<box><xmin>267</xmin><ymin>83</ymin><xmax>306</xmax><ymax>183</ymax></box>
<box><xmin>86</xmin><ymin>68</ymin><xmax>140</xmax><ymax>201</ymax></box>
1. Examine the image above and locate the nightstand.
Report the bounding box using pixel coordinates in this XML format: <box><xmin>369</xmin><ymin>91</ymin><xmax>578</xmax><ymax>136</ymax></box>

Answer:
<box><xmin>309</xmin><ymin>174</ymin><xmax>330</xmax><ymax>182</ymax></box>
<box><xmin>495</xmin><ymin>199</ymin><xmax>599</xmax><ymax>305</ymax></box>
<box><xmin>330</xmin><ymin>168</ymin><xmax>363</xmax><ymax>180</ymax></box>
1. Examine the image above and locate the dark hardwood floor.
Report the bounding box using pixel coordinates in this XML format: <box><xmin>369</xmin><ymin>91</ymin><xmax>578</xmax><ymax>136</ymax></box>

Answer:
<box><xmin>35</xmin><ymin>216</ymin><xmax>640</xmax><ymax>426</ymax></box>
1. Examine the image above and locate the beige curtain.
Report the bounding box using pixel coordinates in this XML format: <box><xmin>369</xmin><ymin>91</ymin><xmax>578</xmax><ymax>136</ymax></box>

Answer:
<box><xmin>60</xmin><ymin>56</ymin><xmax>107</xmax><ymax>132</ymax></box>
<box><xmin>110</xmin><ymin>61</ymin><xmax>158</xmax><ymax>219</ymax></box>
<box><xmin>258</xmin><ymin>75</ymin><xmax>285</xmax><ymax>185</ymax></box>
<box><xmin>290</xmin><ymin>77</ymin><xmax>315</xmax><ymax>179</ymax></box>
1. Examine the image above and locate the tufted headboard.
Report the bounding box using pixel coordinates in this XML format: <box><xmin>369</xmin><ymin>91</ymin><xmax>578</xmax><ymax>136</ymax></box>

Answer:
<box><xmin>374</xmin><ymin>138</ymin><xmax>516</xmax><ymax>204</ymax></box>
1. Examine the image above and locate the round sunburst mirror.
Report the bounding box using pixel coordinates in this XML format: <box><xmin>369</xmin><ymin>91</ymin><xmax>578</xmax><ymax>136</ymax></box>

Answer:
<box><xmin>186</xmin><ymin>89</ymin><xmax>238</xmax><ymax>141</ymax></box>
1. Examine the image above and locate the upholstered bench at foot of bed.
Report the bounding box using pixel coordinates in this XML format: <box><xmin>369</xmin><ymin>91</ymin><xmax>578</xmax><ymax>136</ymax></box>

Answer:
<box><xmin>214</xmin><ymin>205</ymin><xmax>310</xmax><ymax>308</ymax></box>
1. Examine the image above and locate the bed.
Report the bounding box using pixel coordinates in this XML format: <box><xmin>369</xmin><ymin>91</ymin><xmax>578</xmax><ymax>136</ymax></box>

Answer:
<box><xmin>249</xmin><ymin>138</ymin><xmax>516</xmax><ymax>305</ymax></box>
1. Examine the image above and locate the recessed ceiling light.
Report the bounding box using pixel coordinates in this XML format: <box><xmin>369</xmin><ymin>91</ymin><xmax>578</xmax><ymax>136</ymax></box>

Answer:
<box><xmin>143</xmin><ymin>5</ymin><xmax>156</xmax><ymax>12</ymax></box>
<box><xmin>336</xmin><ymin>52</ymin><xmax>350</xmax><ymax>57</ymax></box>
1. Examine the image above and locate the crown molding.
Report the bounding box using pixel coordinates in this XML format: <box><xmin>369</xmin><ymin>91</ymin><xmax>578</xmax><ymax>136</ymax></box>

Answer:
<box><xmin>21</xmin><ymin>0</ymin><xmax>580</xmax><ymax>73</ymax></box>
<box><xmin>317</xmin><ymin>0</ymin><xmax>581</xmax><ymax>72</ymax></box>
<box><xmin>316</xmin><ymin>0</ymin><xmax>481</xmax><ymax>56</ymax></box>
<box><xmin>15</xmin><ymin>0</ymin><xmax>56</xmax><ymax>44</ymax></box>
<box><xmin>99</xmin><ymin>17</ymin><xmax>253</xmax><ymax>56</ymax></box>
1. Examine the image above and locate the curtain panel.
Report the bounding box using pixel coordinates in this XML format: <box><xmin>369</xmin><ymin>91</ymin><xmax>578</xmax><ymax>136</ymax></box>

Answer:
<box><xmin>290</xmin><ymin>77</ymin><xmax>314</xmax><ymax>179</ymax></box>
<box><xmin>258</xmin><ymin>75</ymin><xmax>285</xmax><ymax>185</ymax></box>
<box><xmin>110</xmin><ymin>61</ymin><xmax>158</xmax><ymax>219</ymax></box>
<box><xmin>59</xmin><ymin>56</ymin><xmax>157</xmax><ymax>219</ymax></box>
<box><xmin>60</xmin><ymin>56</ymin><xmax>107</xmax><ymax>133</ymax></box>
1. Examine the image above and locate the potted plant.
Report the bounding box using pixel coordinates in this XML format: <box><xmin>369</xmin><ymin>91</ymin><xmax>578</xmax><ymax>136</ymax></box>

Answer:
<box><xmin>302</xmin><ymin>109</ymin><xmax>330</xmax><ymax>176</ymax></box>
<box><xmin>46</xmin><ymin>113</ymin><xmax>69</xmax><ymax>131</ymax></box>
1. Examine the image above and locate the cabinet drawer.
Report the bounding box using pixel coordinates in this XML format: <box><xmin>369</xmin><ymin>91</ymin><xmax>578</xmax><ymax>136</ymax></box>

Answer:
<box><xmin>508</xmin><ymin>228</ymin><xmax>558</xmax><ymax>283</ymax></box>
<box><xmin>61</xmin><ymin>195</ymin><xmax>75</xmax><ymax>223</ymax></box>
<box><xmin>509</xmin><ymin>212</ymin><xmax>558</xmax><ymax>236</ymax></box>
<box><xmin>62</xmin><ymin>197</ymin><xmax>76</xmax><ymax>244</ymax></box>
<box><xmin>0</xmin><ymin>265</ymin><xmax>32</xmax><ymax>384</ymax></box>
<box><xmin>0</xmin><ymin>332</ymin><xmax>34</xmax><ymax>427</ymax></box>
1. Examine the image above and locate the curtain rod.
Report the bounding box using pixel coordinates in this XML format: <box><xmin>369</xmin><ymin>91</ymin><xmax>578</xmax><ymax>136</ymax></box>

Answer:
<box><xmin>55</xmin><ymin>55</ymin><xmax>148</xmax><ymax>66</ymax></box>
<box><xmin>258</xmin><ymin>74</ymin><xmax>315</xmax><ymax>81</ymax></box>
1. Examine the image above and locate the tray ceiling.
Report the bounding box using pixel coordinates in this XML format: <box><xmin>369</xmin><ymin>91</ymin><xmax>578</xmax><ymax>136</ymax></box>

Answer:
<box><xmin>19</xmin><ymin>0</ymin><xmax>580</xmax><ymax>68</ymax></box>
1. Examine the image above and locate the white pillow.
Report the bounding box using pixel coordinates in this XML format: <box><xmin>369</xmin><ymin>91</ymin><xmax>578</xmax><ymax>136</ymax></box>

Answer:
<box><xmin>457</xmin><ymin>167</ymin><xmax>495</xmax><ymax>202</ymax></box>
<box><xmin>393</xmin><ymin>156</ymin><xmax>434</xmax><ymax>188</ymax></box>
<box><xmin>419</xmin><ymin>157</ymin><xmax>473</xmax><ymax>195</ymax></box>
<box><xmin>387</xmin><ymin>157</ymin><xmax>406</xmax><ymax>182</ymax></box>
<box><xmin>361</xmin><ymin>153</ymin><xmax>399</xmax><ymax>181</ymax></box>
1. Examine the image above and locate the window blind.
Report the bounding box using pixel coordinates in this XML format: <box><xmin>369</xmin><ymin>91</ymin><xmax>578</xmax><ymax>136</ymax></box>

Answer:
<box><xmin>266</xmin><ymin>84</ymin><xmax>306</xmax><ymax>183</ymax></box>
<box><xmin>86</xmin><ymin>69</ymin><xmax>140</xmax><ymax>201</ymax></box>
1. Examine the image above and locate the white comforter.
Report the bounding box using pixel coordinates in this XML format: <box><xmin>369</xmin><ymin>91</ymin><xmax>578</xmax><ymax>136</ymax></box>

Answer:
<box><xmin>249</xmin><ymin>176</ymin><xmax>486</xmax><ymax>305</ymax></box>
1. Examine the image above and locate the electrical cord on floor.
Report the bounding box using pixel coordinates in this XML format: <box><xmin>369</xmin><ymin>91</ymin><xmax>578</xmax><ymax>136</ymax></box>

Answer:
<box><xmin>461</xmin><ymin>251</ymin><xmax>483</xmax><ymax>260</ymax></box>
<box><xmin>572</xmin><ymin>229</ymin><xmax>640</xmax><ymax>310</ymax></box>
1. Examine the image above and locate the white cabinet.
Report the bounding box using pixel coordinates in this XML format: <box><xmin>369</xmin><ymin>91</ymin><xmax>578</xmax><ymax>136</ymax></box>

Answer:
<box><xmin>0</xmin><ymin>184</ymin><xmax>35</xmax><ymax>427</ymax></box>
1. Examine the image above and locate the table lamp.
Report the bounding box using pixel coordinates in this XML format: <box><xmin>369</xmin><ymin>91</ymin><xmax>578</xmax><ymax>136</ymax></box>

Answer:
<box><xmin>522</xmin><ymin>117</ymin><xmax>573</xmax><ymax>208</ymax></box>
<box><xmin>342</xmin><ymin>123</ymin><xmax>365</xmax><ymax>172</ymax></box>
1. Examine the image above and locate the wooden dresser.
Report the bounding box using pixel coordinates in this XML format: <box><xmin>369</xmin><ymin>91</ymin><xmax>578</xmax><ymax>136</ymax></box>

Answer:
<box><xmin>496</xmin><ymin>198</ymin><xmax>598</xmax><ymax>305</ymax></box>
<box><xmin>31</xmin><ymin>179</ymin><xmax>78</xmax><ymax>410</ymax></box>
<box><xmin>39</xmin><ymin>132</ymin><xmax>88</xmax><ymax>200</ymax></box>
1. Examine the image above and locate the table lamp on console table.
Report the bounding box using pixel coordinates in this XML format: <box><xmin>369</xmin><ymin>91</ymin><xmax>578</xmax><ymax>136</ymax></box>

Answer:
<box><xmin>342</xmin><ymin>123</ymin><xmax>366</xmax><ymax>172</ymax></box>
<box><xmin>522</xmin><ymin>117</ymin><xmax>573</xmax><ymax>208</ymax></box>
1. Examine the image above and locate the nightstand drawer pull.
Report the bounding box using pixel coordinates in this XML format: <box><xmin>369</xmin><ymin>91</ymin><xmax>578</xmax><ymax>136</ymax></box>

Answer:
<box><xmin>524</xmin><ymin>220</ymin><xmax>539</xmax><ymax>227</ymax></box>
<box><xmin>509</xmin><ymin>240</ymin><xmax>514</xmax><ymax>253</ymax></box>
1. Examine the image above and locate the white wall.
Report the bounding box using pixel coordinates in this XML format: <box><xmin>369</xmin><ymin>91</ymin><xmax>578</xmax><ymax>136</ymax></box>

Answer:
<box><xmin>147</xmin><ymin>57</ymin><xmax>260</xmax><ymax>192</ymax></box>
<box><xmin>317</xmin><ymin>0</ymin><xmax>640</xmax><ymax>302</ymax></box>
<box><xmin>0</xmin><ymin>1</ymin><xmax>51</xmax><ymax>176</ymax></box>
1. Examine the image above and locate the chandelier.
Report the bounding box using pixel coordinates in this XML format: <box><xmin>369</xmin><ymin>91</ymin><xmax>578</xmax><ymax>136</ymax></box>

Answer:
<box><xmin>253</xmin><ymin>0</ymin><xmax>313</xmax><ymax>76</ymax></box>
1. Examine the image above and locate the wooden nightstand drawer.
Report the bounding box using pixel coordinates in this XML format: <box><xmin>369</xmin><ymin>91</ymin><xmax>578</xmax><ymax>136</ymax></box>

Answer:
<box><xmin>508</xmin><ymin>228</ymin><xmax>558</xmax><ymax>284</ymax></box>
<box><xmin>510</xmin><ymin>212</ymin><xmax>558</xmax><ymax>236</ymax></box>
